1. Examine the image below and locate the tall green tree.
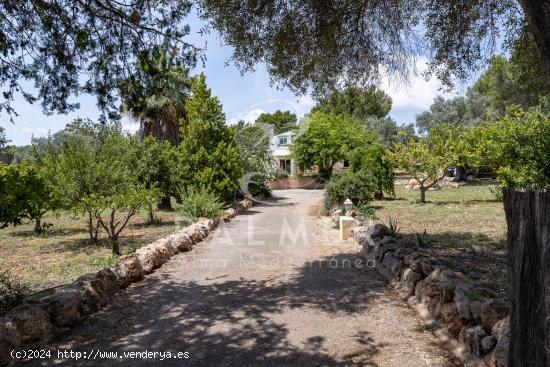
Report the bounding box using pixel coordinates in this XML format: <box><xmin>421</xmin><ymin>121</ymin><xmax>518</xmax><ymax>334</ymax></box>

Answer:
<box><xmin>121</xmin><ymin>47</ymin><xmax>193</xmax><ymax>145</ymax></box>
<box><xmin>312</xmin><ymin>86</ymin><xmax>392</xmax><ymax>119</ymax></box>
<box><xmin>507</xmin><ymin>27</ymin><xmax>550</xmax><ymax>108</ymax></box>
<box><xmin>472</xmin><ymin>56</ymin><xmax>513</xmax><ymax>116</ymax></box>
<box><xmin>235</xmin><ymin>123</ymin><xmax>275</xmax><ymax>197</ymax></box>
<box><xmin>291</xmin><ymin>111</ymin><xmax>376</xmax><ymax>179</ymax></box>
<box><xmin>415</xmin><ymin>93</ymin><xmax>491</xmax><ymax>134</ymax></box>
<box><xmin>133</xmin><ymin>136</ymin><xmax>178</xmax><ymax>218</ymax></box>
<box><xmin>472</xmin><ymin>33</ymin><xmax>550</xmax><ymax>114</ymax></box>
<box><xmin>363</xmin><ymin>116</ymin><xmax>416</xmax><ymax>147</ymax></box>
<box><xmin>255</xmin><ymin>110</ymin><xmax>297</xmax><ymax>135</ymax></box>
<box><xmin>178</xmin><ymin>74</ymin><xmax>243</xmax><ymax>202</ymax></box>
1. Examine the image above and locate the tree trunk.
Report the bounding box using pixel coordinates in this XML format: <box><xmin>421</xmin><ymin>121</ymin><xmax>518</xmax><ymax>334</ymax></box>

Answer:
<box><xmin>319</xmin><ymin>163</ymin><xmax>334</xmax><ymax>180</ymax></box>
<box><xmin>111</xmin><ymin>239</ymin><xmax>121</xmax><ymax>256</ymax></box>
<box><xmin>503</xmin><ymin>189</ymin><xmax>550</xmax><ymax>367</ymax></box>
<box><xmin>157</xmin><ymin>196</ymin><xmax>172</xmax><ymax>210</ymax></box>
<box><xmin>519</xmin><ymin>0</ymin><xmax>550</xmax><ymax>88</ymax></box>
<box><xmin>148</xmin><ymin>204</ymin><xmax>156</xmax><ymax>224</ymax></box>
<box><xmin>33</xmin><ymin>218</ymin><xmax>42</xmax><ymax>234</ymax></box>
<box><xmin>87</xmin><ymin>212</ymin><xmax>99</xmax><ymax>244</ymax></box>
<box><xmin>420</xmin><ymin>186</ymin><xmax>427</xmax><ymax>203</ymax></box>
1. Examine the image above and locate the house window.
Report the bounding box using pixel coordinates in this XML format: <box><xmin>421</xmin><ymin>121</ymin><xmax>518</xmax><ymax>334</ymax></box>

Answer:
<box><xmin>343</xmin><ymin>160</ymin><xmax>350</xmax><ymax>168</ymax></box>
<box><xmin>278</xmin><ymin>137</ymin><xmax>288</xmax><ymax>145</ymax></box>
<box><xmin>279</xmin><ymin>159</ymin><xmax>292</xmax><ymax>174</ymax></box>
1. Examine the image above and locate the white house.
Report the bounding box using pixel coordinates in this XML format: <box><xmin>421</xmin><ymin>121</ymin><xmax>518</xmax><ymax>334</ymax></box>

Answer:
<box><xmin>270</xmin><ymin>130</ymin><xmax>296</xmax><ymax>176</ymax></box>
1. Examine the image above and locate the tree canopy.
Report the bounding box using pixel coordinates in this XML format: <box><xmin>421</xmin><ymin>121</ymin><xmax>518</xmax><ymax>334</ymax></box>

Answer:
<box><xmin>393</xmin><ymin>124</ymin><xmax>473</xmax><ymax>202</ymax></box>
<box><xmin>235</xmin><ymin>123</ymin><xmax>275</xmax><ymax>197</ymax></box>
<box><xmin>472</xmin><ymin>33</ymin><xmax>550</xmax><ymax>114</ymax></box>
<box><xmin>0</xmin><ymin>1</ymin><xmax>197</xmax><ymax>119</ymax></box>
<box><xmin>312</xmin><ymin>86</ymin><xmax>392</xmax><ymax>119</ymax></box>
<box><xmin>416</xmin><ymin>33</ymin><xmax>550</xmax><ymax>134</ymax></box>
<box><xmin>0</xmin><ymin>162</ymin><xmax>53</xmax><ymax>233</ymax></box>
<box><xmin>466</xmin><ymin>105</ymin><xmax>550</xmax><ymax>189</ymax></box>
<box><xmin>178</xmin><ymin>74</ymin><xmax>243</xmax><ymax>202</ymax></box>
<box><xmin>255</xmin><ymin>110</ymin><xmax>297</xmax><ymax>135</ymax></box>
<box><xmin>2</xmin><ymin>0</ymin><xmax>550</xmax><ymax>121</ymax></box>
<box><xmin>121</xmin><ymin>47</ymin><xmax>193</xmax><ymax>145</ymax></box>
<box><xmin>291</xmin><ymin>111</ymin><xmax>376</xmax><ymax>179</ymax></box>
<box><xmin>415</xmin><ymin>93</ymin><xmax>491</xmax><ymax>134</ymax></box>
<box><xmin>197</xmin><ymin>0</ymin><xmax>545</xmax><ymax>96</ymax></box>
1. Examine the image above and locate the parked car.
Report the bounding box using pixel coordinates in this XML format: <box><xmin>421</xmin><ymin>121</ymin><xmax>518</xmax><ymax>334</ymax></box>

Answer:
<box><xmin>445</xmin><ymin>165</ymin><xmax>496</xmax><ymax>181</ymax></box>
<box><xmin>445</xmin><ymin>166</ymin><xmax>473</xmax><ymax>182</ymax></box>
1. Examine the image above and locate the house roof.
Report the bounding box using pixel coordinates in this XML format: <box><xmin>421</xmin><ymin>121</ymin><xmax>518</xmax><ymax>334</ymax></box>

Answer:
<box><xmin>274</xmin><ymin>130</ymin><xmax>296</xmax><ymax>138</ymax></box>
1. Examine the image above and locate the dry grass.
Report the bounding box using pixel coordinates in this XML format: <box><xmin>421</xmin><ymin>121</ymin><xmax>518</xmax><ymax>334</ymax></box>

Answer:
<box><xmin>0</xmin><ymin>209</ymin><xmax>182</xmax><ymax>292</ymax></box>
<box><xmin>371</xmin><ymin>179</ymin><xmax>508</xmax><ymax>296</ymax></box>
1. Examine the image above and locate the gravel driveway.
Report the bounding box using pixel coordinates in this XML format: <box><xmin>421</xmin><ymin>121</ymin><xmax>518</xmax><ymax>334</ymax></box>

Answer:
<box><xmin>27</xmin><ymin>190</ymin><xmax>459</xmax><ymax>367</ymax></box>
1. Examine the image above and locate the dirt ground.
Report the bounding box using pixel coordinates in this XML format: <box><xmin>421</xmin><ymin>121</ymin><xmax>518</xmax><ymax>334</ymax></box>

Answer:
<box><xmin>23</xmin><ymin>190</ymin><xmax>459</xmax><ymax>367</ymax></box>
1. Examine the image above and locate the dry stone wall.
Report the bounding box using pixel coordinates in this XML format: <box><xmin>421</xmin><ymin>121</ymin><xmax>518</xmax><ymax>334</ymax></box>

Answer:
<box><xmin>353</xmin><ymin>224</ymin><xmax>510</xmax><ymax>367</ymax></box>
<box><xmin>0</xmin><ymin>198</ymin><xmax>254</xmax><ymax>367</ymax></box>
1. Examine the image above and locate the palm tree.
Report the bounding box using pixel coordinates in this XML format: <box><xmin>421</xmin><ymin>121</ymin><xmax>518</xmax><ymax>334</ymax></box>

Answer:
<box><xmin>121</xmin><ymin>47</ymin><xmax>192</xmax><ymax>209</ymax></box>
<box><xmin>121</xmin><ymin>47</ymin><xmax>192</xmax><ymax>146</ymax></box>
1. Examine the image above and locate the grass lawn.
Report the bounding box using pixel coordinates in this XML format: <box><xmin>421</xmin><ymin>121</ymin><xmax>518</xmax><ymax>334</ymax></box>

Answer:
<box><xmin>0</xmin><ymin>209</ymin><xmax>182</xmax><ymax>292</ymax></box>
<box><xmin>371</xmin><ymin>178</ymin><xmax>508</xmax><ymax>296</ymax></box>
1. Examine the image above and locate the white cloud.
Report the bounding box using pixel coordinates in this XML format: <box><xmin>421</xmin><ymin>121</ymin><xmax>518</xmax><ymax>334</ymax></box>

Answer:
<box><xmin>381</xmin><ymin>57</ymin><xmax>453</xmax><ymax>113</ymax></box>
<box><xmin>122</xmin><ymin>122</ymin><xmax>140</xmax><ymax>134</ymax></box>
<box><xmin>228</xmin><ymin>108</ymin><xmax>265</xmax><ymax>125</ymax></box>
<box><xmin>297</xmin><ymin>95</ymin><xmax>315</xmax><ymax>108</ymax></box>
<box><xmin>228</xmin><ymin>95</ymin><xmax>317</xmax><ymax>125</ymax></box>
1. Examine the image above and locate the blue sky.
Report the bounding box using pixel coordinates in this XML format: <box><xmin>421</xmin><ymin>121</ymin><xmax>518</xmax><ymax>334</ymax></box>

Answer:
<box><xmin>1</xmin><ymin>11</ymin><xmax>464</xmax><ymax>146</ymax></box>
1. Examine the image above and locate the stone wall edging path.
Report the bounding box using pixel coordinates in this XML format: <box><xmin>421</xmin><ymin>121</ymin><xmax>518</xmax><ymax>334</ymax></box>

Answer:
<box><xmin>0</xmin><ymin>198</ymin><xmax>254</xmax><ymax>367</ymax></box>
<box><xmin>353</xmin><ymin>223</ymin><xmax>510</xmax><ymax>367</ymax></box>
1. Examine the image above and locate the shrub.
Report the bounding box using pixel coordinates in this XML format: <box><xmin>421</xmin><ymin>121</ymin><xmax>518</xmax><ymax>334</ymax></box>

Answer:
<box><xmin>179</xmin><ymin>188</ymin><xmax>224</xmax><ymax>221</ymax></box>
<box><xmin>47</xmin><ymin>134</ymin><xmax>160</xmax><ymax>254</ymax></box>
<box><xmin>387</xmin><ymin>217</ymin><xmax>400</xmax><ymax>237</ymax></box>
<box><xmin>0</xmin><ymin>270</ymin><xmax>29</xmax><ymax>316</ymax></box>
<box><xmin>0</xmin><ymin>162</ymin><xmax>54</xmax><ymax>234</ymax></box>
<box><xmin>470</xmin><ymin>106</ymin><xmax>550</xmax><ymax>189</ymax></box>
<box><xmin>324</xmin><ymin>170</ymin><xmax>377</xmax><ymax>210</ymax></box>
<box><xmin>350</xmin><ymin>144</ymin><xmax>395</xmax><ymax>198</ymax></box>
